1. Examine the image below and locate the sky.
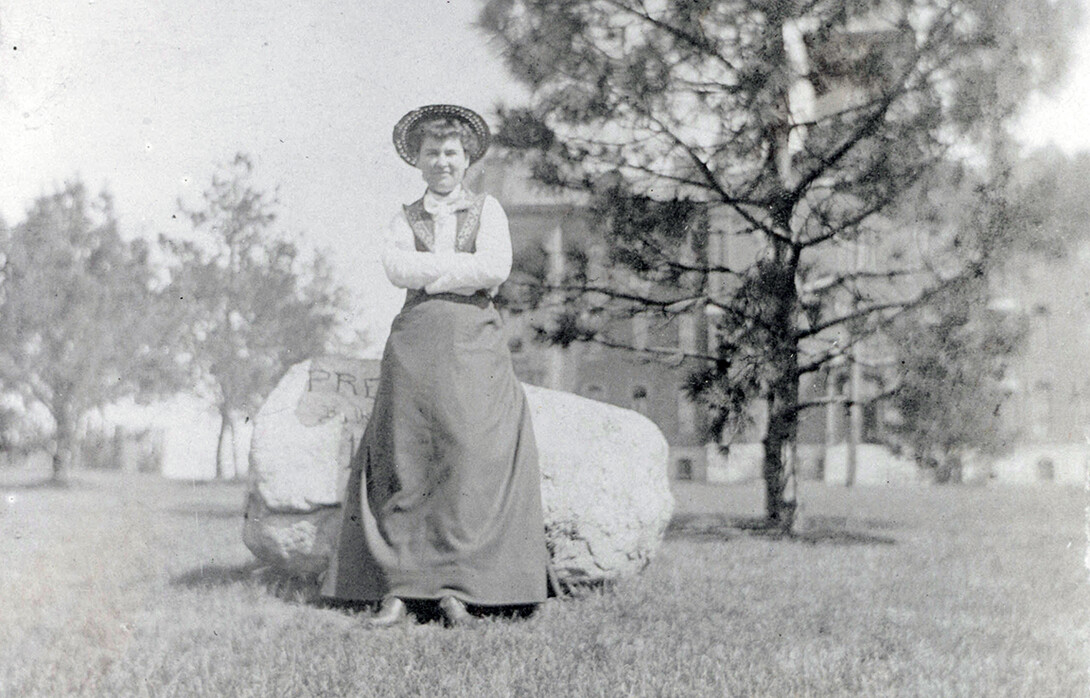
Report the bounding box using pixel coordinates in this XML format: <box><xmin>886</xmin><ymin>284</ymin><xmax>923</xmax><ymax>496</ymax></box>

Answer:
<box><xmin>1</xmin><ymin>0</ymin><xmax>1088</xmax><ymax>350</ymax></box>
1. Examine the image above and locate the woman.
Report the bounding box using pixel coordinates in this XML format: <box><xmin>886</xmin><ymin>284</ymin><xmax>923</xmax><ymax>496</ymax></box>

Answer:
<box><xmin>321</xmin><ymin>105</ymin><xmax>548</xmax><ymax>627</ymax></box>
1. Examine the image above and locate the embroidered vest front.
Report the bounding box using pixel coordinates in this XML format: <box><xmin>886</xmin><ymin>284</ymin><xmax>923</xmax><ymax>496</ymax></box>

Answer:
<box><xmin>402</xmin><ymin>191</ymin><xmax>487</xmax><ymax>253</ymax></box>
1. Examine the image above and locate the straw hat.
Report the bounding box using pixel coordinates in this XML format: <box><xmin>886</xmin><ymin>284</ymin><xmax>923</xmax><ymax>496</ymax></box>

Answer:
<box><xmin>392</xmin><ymin>104</ymin><xmax>491</xmax><ymax>166</ymax></box>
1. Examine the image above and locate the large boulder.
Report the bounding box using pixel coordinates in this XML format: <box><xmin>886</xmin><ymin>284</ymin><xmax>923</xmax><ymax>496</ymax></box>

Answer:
<box><xmin>242</xmin><ymin>356</ymin><xmax>674</xmax><ymax>585</ymax></box>
<box><xmin>242</xmin><ymin>356</ymin><xmax>379</xmax><ymax>575</ymax></box>
<box><xmin>524</xmin><ymin>383</ymin><xmax>673</xmax><ymax>585</ymax></box>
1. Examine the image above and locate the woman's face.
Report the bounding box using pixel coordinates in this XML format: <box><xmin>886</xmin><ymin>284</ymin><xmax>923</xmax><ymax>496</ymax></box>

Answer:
<box><xmin>417</xmin><ymin>135</ymin><xmax>469</xmax><ymax>195</ymax></box>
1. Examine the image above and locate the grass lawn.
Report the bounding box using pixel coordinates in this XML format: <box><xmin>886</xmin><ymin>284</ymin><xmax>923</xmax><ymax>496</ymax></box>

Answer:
<box><xmin>1</xmin><ymin>468</ymin><xmax>1087</xmax><ymax>697</ymax></box>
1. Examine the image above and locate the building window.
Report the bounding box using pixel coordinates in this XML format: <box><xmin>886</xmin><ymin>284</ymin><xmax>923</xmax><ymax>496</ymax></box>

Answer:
<box><xmin>632</xmin><ymin>385</ymin><xmax>649</xmax><ymax>415</ymax></box>
<box><xmin>676</xmin><ymin>458</ymin><xmax>694</xmax><ymax>480</ymax></box>
<box><xmin>1030</xmin><ymin>380</ymin><xmax>1053</xmax><ymax>441</ymax></box>
<box><xmin>677</xmin><ymin>389</ymin><xmax>696</xmax><ymax>435</ymax></box>
<box><xmin>632</xmin><ymin>315</ymin><xmax>649</xmax><ymax>351</ymax></box>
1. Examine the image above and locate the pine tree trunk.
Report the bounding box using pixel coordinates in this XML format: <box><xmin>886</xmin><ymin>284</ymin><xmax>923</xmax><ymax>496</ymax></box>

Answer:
<box><xmin>762</xmin><ymin>375</ymin><xmax>799</xmax><ymax>531</ymax></box>
<box><xmin>760</xmin><ymin>243</ymin><xmax>800</xmax><ymax>532</ymax></box>
<box><xmin>759</xmin><ymin>19</ymin><xmax>802</xmax><ymax>532</ymax></box>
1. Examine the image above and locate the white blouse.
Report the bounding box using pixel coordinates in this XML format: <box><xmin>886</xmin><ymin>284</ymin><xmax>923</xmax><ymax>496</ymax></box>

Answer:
<box><xmin>381</xmin><ymin>188</ymin><xmax>513</xmax><ymax>296</ymax></box>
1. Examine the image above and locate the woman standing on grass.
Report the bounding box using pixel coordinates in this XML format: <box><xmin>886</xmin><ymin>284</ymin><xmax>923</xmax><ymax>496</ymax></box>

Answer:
<box><xmin>320</xmin><ymin>105</ymin><xmax>548</xmax><ymax>627</ymax></box>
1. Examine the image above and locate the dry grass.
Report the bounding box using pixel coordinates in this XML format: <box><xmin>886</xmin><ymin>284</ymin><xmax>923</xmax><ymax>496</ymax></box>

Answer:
<box><xmin>1</xmin><ymin>468</ymin><xmax>1087</xmax><ymax>697</ymax></box>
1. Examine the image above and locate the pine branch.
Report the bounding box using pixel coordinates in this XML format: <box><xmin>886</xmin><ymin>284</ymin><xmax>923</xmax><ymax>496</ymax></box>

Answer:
<box><xmin>797</xmin><ymin>298</ymin><xmax>914</xmax><ymax>341</ymax></box>
<box><xmin>571</xmin><ymin>332</ymin><xmax>719</xmax><ymax>365</ymax></box>
<box><xmin>508</xmin><ymin>279</ymin><xmax>698</xmax><ymax>309</ymax></box>
<box><xmin>794</xmin><ymin>383</ymin><xmax>901</xmax><ymax>414</ymax></box>
<box><xmin>800</xmin><ymin>266</ymin><xmax>931</xmax><ymax>296</ymax></box>
<box><xmin>641</xmin><ymin>113</ymin><xmax>794</xmax><ymax>246</ymax></box>
<box><xmin>598</xmin><ymin>0</ymin><xmax>742</xmax><ymax>75</ymax></box>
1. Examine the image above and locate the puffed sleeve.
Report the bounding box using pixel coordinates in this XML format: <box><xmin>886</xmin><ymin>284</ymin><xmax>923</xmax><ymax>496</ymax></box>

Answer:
<box><xmin>381</xmin><ymin>211</ymin><xmax>445</xmax><ymax>290</ymax></box>
<box><xmin>424</xmin><ymin>196</ymin><xmax>513</xmax><ymax>295</ymax></box>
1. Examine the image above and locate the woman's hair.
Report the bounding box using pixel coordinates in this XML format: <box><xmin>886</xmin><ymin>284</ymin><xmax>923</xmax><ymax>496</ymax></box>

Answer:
<box><xmin>407</xmin><ymin>117</ymin><xmax>480</xmax><ymax>160</ymax></box>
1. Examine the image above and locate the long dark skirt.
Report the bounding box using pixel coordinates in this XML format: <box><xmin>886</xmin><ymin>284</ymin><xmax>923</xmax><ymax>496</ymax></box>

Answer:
<box><xmin>321</xmin><ymin>293</ymin><xmax>548</xmax><ymax>606</ymax></box>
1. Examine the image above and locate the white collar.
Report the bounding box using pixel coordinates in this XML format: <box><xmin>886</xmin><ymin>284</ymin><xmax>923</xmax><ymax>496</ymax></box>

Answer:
<box><xmin>424</xmin><ymin>186</ymin><xmax>464</xmax><ymax>205</ymax></box>
<box><xmin>423</xmin><ymin>186</ymin><xmax>471</xmax><ymax>215</ymax></box>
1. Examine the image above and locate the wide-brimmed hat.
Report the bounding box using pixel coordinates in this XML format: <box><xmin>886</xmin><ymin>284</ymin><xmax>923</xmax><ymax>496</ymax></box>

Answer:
<box><xmin>392</xmin><ymin>104</ymin><xmax>491</xmax><ymax>166</ymax></box>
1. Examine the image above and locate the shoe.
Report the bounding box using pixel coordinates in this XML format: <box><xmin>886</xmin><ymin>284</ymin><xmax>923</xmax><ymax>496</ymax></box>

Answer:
<box><xmin>438</xmin><ymin>596</ymin><xmax>475</xmax><ymax>627</ymax></box>
<box><xmin>365</xmin><ymin>597</ymin><xmax>407</xmax><ymax>628</ymax></box>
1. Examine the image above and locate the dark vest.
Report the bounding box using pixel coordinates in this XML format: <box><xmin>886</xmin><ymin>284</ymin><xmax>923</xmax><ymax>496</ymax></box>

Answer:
<box><xmin>401</xmin><ymin>191</ymin><xmax>492</xmax><ymax>310</ymax></box>
<box><xmin>402</xmin><ymin>191</ymin><xmax>487</xmax><ymax>253</ymax></box>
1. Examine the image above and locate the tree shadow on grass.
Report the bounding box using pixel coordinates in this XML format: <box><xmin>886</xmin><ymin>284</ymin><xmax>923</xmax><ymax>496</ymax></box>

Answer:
<box><xmin>667</xmin><ymin>513</ymin><xmax>897</xmax><ymax>546</ymax></box>
<box><xmin>171</xmin><ymin>562</ymin><xmax>325</xmax><ymax>602</ymax></box>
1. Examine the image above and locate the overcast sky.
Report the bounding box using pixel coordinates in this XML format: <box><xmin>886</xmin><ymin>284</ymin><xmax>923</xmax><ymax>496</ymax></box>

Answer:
<box><xmin>1</xmin><ymin>0</ymin><xmax>1087</xmax><ymax>346</ymax></box>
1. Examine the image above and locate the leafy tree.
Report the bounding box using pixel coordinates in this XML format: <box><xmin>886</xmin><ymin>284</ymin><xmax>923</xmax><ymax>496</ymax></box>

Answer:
<box><xmin>162</xmin><ymin>154</ymin><xmax>344</xmax><ymax>479</ymax></box>
<box><xmin>0</xmin><ymin>182</ymin><xmax>178</xmax><ymax>484</ymax></box>
<box><xmin>886</xmin><ymin>148</ymin><xmax>1090</xmax><ymax>481</ymax></box>
<box><xmin>480</xmin><ymin>0</ymin><xmax>1078</xmax><ymax>529</ymax></box>
<box><xmin>885</xmin><ymin>278</ymin><xmax>1026</xmax><ymax>482</ymax></box>
<box><xmin>1003</xmin><ymin>147</ymin><xmax>1090</xmax><ymax>260</ymax></box>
